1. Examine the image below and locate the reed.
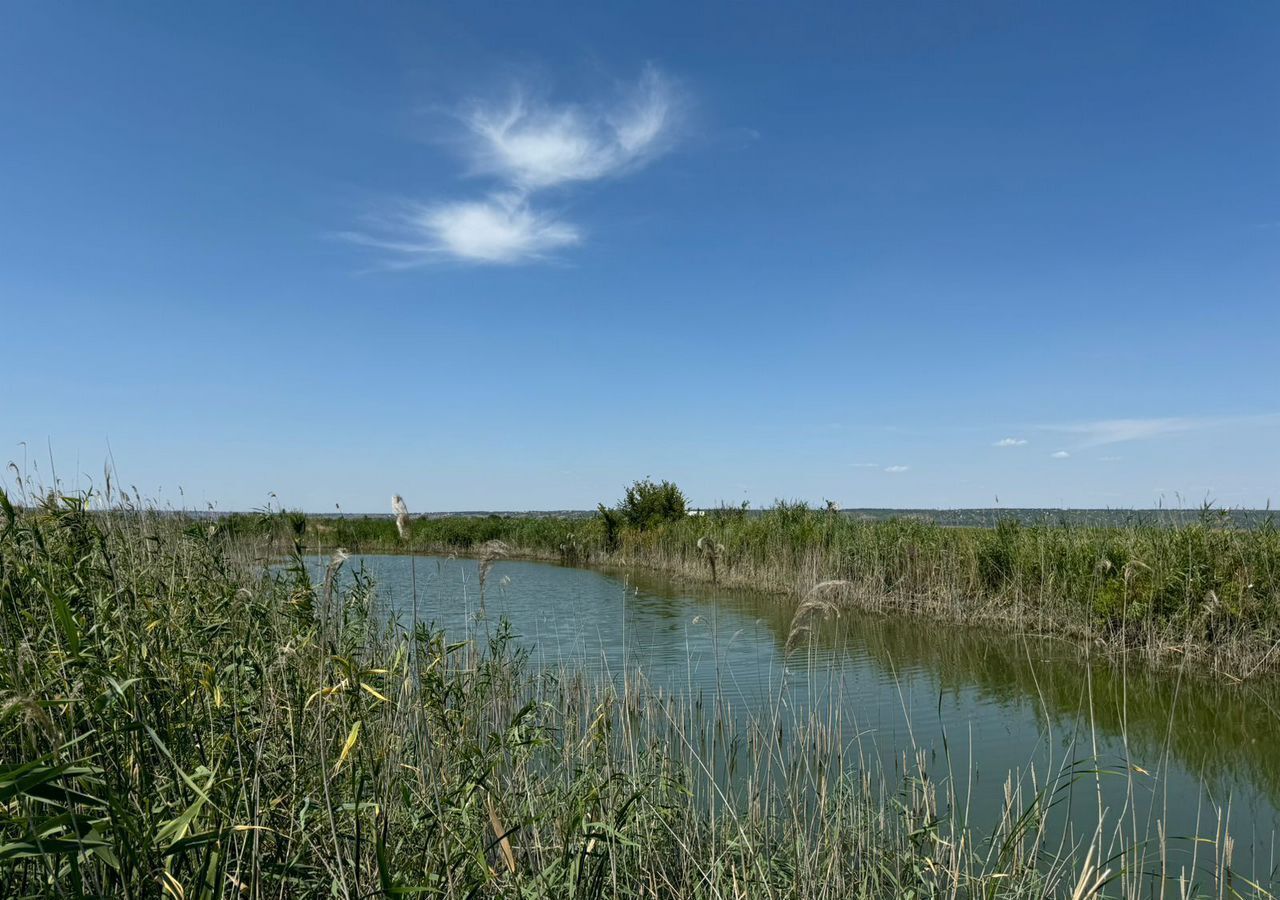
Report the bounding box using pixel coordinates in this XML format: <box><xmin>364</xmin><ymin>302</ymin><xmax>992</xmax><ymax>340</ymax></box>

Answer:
<box><xmin>292</xmin><ymin>504</ymin><xmax>1280</xmax><ymax>679</ymax></box>
<box><xmin>3</xmin><ymin>488</ymin><xmax>1270</xmax><ymax>896</ymax></box>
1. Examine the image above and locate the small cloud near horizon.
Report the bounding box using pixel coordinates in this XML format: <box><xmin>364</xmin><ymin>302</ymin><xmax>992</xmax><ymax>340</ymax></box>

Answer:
<box><xmin>849</xmin><ymin>462</ymin><xmax>879</xmax><ymax>468</ymax></box>
<box><xmin>884</xmin><ymin>465</ymin><xmax>910</xmax><ymax>473</ymax></box>
<box><xmin>1051</xmin><ymin>450</ymin><xmax>1070</xmax><ymax>459</ymax></box>
<box><xmin>993</xmin><ymin>437</ymin><xmax>1027</xmax><ymax>447</ymax></box>
<box><xmin>347</xmin><ymin>66</ymin><xmax>681</xmax><ymax>266</ymax></box>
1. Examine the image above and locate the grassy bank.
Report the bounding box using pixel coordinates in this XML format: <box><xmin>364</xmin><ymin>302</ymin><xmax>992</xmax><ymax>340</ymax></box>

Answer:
<box><xmin>282</xmin><ymin>505</ymin><xmax>1280</xmax><ymax>679</ymax></box>
<box><xmin>3</xmin><ymin>491</ymin><xmax>1273</xmax><ymax>897</ymax></box>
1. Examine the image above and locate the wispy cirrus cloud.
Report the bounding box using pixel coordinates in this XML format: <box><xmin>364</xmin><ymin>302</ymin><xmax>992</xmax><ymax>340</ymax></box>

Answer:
<box><xmin>418</xmin><ymin>194</ymin><xmax>580</xmax><ymax>264</ymax></box>
<box><xmin>1051</xmin><ymin>450</ymin><xmax>1070</xmax><ymax>459</ymax></box>
<box><xmin>341</xmin><ymin>194</ymin><xmax>580</xmax><ymax>266</ymax></box>
<box><xmin>884</xmin><ymin>465</ymin><xmax>910</xmax><ymax>473</ymax></box>
<box><xmin>1040</xmin><ymin>414</ymin><xmax>1280</xmax><ymax>449</ymax></box>
<box><xmin>993</xmin><ymin>437</ymin><xmax>1027</xmax><ymax>447</ymax></box>
<box><xmin>349</xmin><ymin>66</ymin><xmax>680</xmax><ymax>266</ymax></box>
<box><xmin>464</xmin><ymin>68</ymin><xmax>675</xmax><ymax>190</ymax></box>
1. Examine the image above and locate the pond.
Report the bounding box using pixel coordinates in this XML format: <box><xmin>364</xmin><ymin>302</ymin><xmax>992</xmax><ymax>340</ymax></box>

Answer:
<box><xmin>325</xmin><ymin>552</ymin><xmax>1280</xmax><ymax>886</ymax></box>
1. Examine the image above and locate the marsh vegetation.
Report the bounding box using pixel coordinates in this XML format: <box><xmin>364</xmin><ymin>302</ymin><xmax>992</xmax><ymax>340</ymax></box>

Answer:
<box><xmin>2</xmin><ymin>486</ymin><xmax>1277</xmax><ymax>897</ymax></box>
<box><xmin>290</xmin><ymin>495</ymin><xmax>1280</xmax><ymax>680</ymax></box>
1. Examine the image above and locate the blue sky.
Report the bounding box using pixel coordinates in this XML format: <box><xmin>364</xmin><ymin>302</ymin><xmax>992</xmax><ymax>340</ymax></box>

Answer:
<box><xmin>2</xmin><ymin>2</ymin><xmax>1277</xmax><ymax>512</ymax></box>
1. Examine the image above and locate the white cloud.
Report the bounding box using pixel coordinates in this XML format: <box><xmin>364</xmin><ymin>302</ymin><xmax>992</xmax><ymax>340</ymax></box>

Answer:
<box><xmin>416</xmin><ymin>195</ymin><xmax>579</xmax><ymax>264</ymax></box>
<box><xmin>849</xmin><ymin>462</ymin><xmax>880</xmax><ymax>468</ymax></box>
<box><xmin>349</xmin><ymin>66</ymin><xmax>679</xmax><ymax>266</ymax></box>
<box><xmin>1051</xmin><ymin>450</ymin><xmax>1070</xmax><ymax>459</ymax></box>
<box><xmin>467</xmin><ymin>66</ymin><xmax>675</xmax><ymax>190</ymax></box>
<box><xmin>884</xmin><ymin>465</ymin><xmax>910</xmax><ymax>473</ymax></box>
<box><xmin>993</xmin><ymin>437</ymin><xmax>1027</xmax><ymax>447</ymax></box>
<box><xmin>340</xmin><ymin>195</ymin><xmax>579</xmax><ymax>266</ymax></box>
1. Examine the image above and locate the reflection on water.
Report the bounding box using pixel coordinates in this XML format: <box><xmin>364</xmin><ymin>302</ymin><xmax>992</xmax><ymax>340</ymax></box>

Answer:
<box><xmin>323</xmin><ymin>553</ymin><xmax>1280</xmax><ymax>883</ymax></box>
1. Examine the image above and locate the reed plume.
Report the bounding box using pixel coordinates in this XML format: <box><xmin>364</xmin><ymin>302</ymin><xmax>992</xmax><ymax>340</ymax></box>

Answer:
<box><xmin>392</xmin><ymin>494</ymin><xmax>410</xmax><ymax>540</ymax></box>
<box><xmin>785</xmin><ymin>579</ymin><xmax>855</xmax><ymax>653</ymax></box>
<box><xmin>321</xmin><ymin>547</ymin><xmax>351</xmax><ymax>622</ymax></box>
<box><xmin>696</xmin><ymin>535</ymin><xmax>725</xmax><ymax>584</ymax></box>
<box><xmin>326</xmin><ymin>546</ymin><xmax>350</xmax><ymax>575</ymax></box>
<box><xmin>392</xmin><ymin>494</ymin><xmax>419</xmax><ymax>648</ymax></box>
<box><xmin>477</xmin><ymin>539</ymin><xmax>510</xmax><ymax>606</ymax></box>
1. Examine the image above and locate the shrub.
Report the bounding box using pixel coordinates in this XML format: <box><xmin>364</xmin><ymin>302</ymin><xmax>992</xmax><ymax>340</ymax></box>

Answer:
<box><xmin>615</xmin><ymin>478</ymin><xmax>687</xmax><ymax>530</ymax></box>
<box><xmin>597</xmin><ymin>503</ymin><xmax>623</xmax><ymax>552</ymax></box>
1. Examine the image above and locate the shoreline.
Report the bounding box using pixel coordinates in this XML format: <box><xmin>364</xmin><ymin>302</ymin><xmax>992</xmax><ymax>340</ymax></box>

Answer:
<box><xmin>292</xmin><ymin>535</ymin><xmax>1280</xmax><ymax>684</ymax></box>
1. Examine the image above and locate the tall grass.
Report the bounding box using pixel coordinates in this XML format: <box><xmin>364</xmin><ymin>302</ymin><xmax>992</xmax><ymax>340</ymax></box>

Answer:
<box><xmin>2</xmin><ymin>490</ymin><xmax>1273</xmax><ymax>896</ymax></box>
<box><xmin>290</xmin><ymin>505</ymin><xmax>1280</xmax><ymax>679</ymax></box>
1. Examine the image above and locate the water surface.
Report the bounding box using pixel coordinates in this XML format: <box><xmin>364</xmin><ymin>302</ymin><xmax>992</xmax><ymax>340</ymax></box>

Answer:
<box><xmin>327</xmin><ymin>552</ymin><xmax>1280</xmax><ymax>885</ymax></box>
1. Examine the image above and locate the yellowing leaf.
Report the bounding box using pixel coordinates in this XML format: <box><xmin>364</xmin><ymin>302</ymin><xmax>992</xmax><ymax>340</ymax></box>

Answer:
<box><xmin>304</xmin><ymin>680</ymin><xmax>348</xmax><ymax>709</ymax></box>
<box><xmin>360</xmin><ymin>682</ymin><xmax>390</xmax><ymax>703</ymax></box>
<box><xmin>159</xmin><ymin>870</ymin><xmax>185</xmax><ymax>899</ymax></box>
<box><xmin>232</xmin><ymin>824</ymin><xmax>276</xmax><ymax>834</ymax></box>
<box><xmin>334</xmin><ymin>721</ymin><xmax>361</xmax><ymax>773</ymax></box>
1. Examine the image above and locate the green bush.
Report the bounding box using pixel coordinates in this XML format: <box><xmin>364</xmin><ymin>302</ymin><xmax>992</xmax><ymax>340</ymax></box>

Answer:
<box><xmin>615</xmin><ymin>478</ymin><xmax>687</xmax><ymax>530</ymax></box>
<box><xmin>596</xmin><ymin>503</ymin><xmax>622</xmax><ymax>552</ymax></box>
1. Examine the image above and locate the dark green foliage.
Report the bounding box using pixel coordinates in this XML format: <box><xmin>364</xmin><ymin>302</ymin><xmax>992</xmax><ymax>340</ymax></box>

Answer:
<box><xmin>616</xmin><ymin>478</ymin><xmax>687</xmax><ymax>529</ymax></box>
<box><xmin>596</xmin><ymin>503</ymin><xmax>622</xmax><ymax>553</ymax></box>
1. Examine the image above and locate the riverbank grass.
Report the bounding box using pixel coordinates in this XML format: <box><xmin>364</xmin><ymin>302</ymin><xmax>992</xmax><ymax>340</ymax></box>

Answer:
<box><xmin>1</xmin><ymin>491</ymin><xmax>1273</xmax><ymax>896</ymax></box>
<box><xmin>288</xmin><ymin>505</ymin><xmax>1280</xmax><ymax>678</ymax></box>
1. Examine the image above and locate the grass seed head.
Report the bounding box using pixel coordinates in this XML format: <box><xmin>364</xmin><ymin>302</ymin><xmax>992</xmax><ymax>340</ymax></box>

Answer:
<box><xmin>392</xmin><ymin>494</ymin><xmax>410</xmax><ymax>540</ymax></box>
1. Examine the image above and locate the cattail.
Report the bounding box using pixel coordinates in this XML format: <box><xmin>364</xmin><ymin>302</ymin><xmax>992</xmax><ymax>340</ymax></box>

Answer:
<box><xmin>391</xmin><ymin>494</ymin><xmax>410</xmax><ymax>541</ymax></box>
